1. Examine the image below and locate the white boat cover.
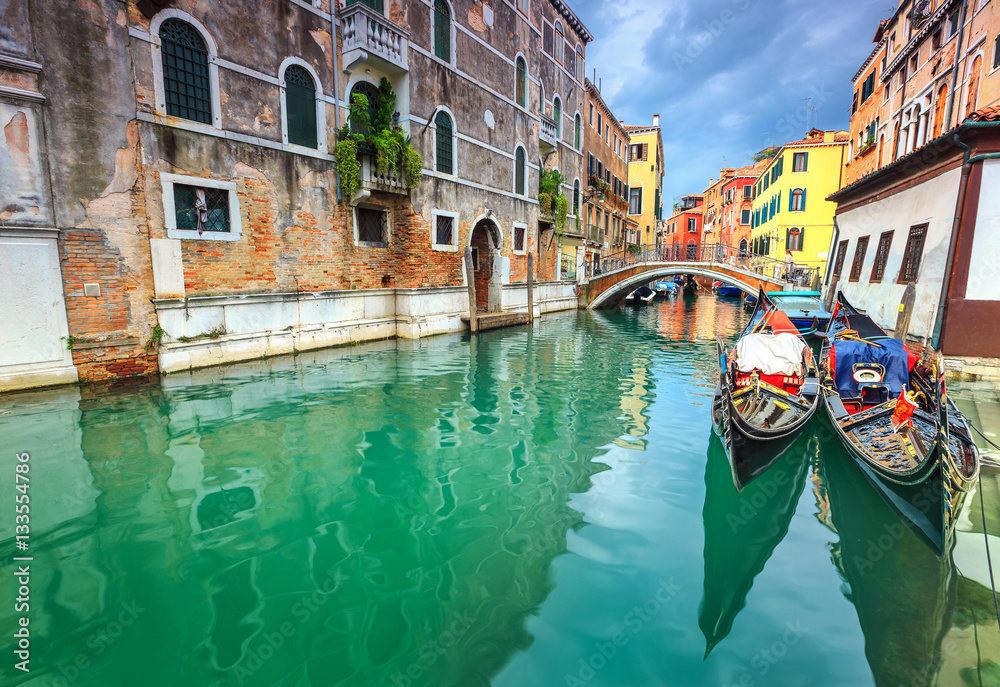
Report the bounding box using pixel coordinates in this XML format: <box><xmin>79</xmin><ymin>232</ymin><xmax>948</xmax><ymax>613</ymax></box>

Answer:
<box><xmin>735</xmin><ymin>332</ymin><xmax>805</xmax><ymax>376</ymax></box>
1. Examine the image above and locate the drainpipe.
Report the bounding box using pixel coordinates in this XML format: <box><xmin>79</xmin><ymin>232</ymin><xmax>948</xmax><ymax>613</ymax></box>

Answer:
<box><xmin>944</xmin><ymin>0</ymin><xmax>969</xmax><ymax>133</ymax></box>
<box><xmin>331</xmin><ymin>5</ymin><xmax>343</xmax><ymax>203</ymax></box>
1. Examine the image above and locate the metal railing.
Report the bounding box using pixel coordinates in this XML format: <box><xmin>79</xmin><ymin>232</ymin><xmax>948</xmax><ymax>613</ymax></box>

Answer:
<box><xmin>583</xmin><ymin>242</ymin><xmax>821</xmax><ymax>287</ymax></box>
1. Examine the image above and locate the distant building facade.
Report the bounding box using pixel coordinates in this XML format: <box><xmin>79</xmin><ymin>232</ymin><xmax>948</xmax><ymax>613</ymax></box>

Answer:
<box><xmin>626</xmin><ymin>117</ymin><xmax>664</xmax><ymax>247</ymax></box>
<box><xmin>719</xmin><ymin>162</ymin><xmax>766</xmax><ymax>254</ymax></box>
<box><xmin>663</xmin><ymin>194</ymin><xmax>704</xmax><ymax>259</ymax></box>
<box><xmin>750</xmin><ymin>129</ymin><xmax>847</xmax><ymax>275</ymax></box>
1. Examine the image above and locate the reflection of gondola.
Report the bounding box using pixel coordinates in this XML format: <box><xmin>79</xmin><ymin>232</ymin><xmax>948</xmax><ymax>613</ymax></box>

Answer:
<box><xmin>713</xmin><ymin>289</ymin><xmax>820</xmax><ymax>490</ymax></box>
<box><xmin>818</xmin><ymin>445</ymin><xmax>958</xmax><ymax>687</ymax></box>
<box><xmin>820</xmin><ymin>292</ymin><xmax>980</xmax><ymax>556</ymax></box>
<box><xmin>699</xmin><ymin>432</ymin><xmax>810</xmax><ymax>656</ymax></box>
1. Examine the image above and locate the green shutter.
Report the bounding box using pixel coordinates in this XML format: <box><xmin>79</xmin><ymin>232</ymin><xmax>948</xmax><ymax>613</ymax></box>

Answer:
<box><xmin>515</xmin><ymin>147</ymin><xmax>525</xmax><ymax>194</ymax></box>
<box><xmin>285</xmin><ymin>66</ymin><xmax>317</xmax><ymax>149</ymax></box>
<box><xmin>434</xmin><ymin>0</ymin><xmax>451</xmax><ymax>61</ymax></box>
<box><xmin>788</xmin><ymin>192</ymin><xmax>794</xmax><ymax>212</ymax></box>
<box><xmin>777</xmin><ymin>191</ymin><xmax>781</xmax><ymax>213</ymax></box>
<box><xmin>801</xmin><ymin>187</ymin><xmax>806</xmax><ymax>210</ymax></box>
<box><xmin>516</xmin><ymin>58</ymin><xmax>526</xmax><ymax>107</ymax></box>
<box><xmin>802</xmin><ymin>152</ymin><xmax>808</xmax><ymax>172</ymax></box>
<box><xmin>435</xmin><ymin>111</ymin><xmax>453</xmax><ymax>174</ymax></box>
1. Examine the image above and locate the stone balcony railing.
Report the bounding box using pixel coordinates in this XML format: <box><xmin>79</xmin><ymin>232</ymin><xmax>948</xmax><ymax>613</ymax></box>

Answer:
<box><xmin>341</xmin><ymin>2</ymin><xmax>409</xmax><ymax>74</ymax></box>
<box><xmin>539</xmin><ymin>113</ymin><xmax>558</xmax><ymax>154</ymax></box>
<box><xmin>349</xmin><ymin>147</ymin><xmax>407</xmax><ymax>202</ymax></box>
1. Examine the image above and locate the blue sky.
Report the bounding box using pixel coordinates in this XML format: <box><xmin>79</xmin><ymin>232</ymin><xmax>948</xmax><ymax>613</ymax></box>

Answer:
<box><xmin>569</xmin><ymin>0</ymin><xmax>894</xmax><ymax>205</ymax></box>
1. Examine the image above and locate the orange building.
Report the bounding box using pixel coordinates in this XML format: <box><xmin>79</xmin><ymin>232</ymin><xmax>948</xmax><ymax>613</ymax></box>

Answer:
<box><xmin>718</xmin><ymin>162</ymin><xmax>767</xmax><ymax>254</ymax></box>
<box><xmin>662</xmin><ymin>194</ymin><xmax>704</xmax><ymax>259</ymax></box>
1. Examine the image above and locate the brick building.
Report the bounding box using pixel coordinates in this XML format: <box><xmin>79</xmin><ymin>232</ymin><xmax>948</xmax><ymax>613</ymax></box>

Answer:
<box><xmin>0</xmin><ymin>0</ymin><xmax>589</xmax><ymax>391</ymax></box>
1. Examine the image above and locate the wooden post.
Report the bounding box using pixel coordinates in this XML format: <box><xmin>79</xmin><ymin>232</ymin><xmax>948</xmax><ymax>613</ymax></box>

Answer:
<box><xmin>895</xmin><ymin>281</ymin><xmax>916</xmax><ymax>341</ymax></box>
<box><xmin>465</xmin><ymin>248</ymin><xmax>478</xmax><ymax>334</ymax></box>
<box><xmin>527</xmin><ymin>252</ymin><xmax>534</xmax><ymax>326</ymax></box>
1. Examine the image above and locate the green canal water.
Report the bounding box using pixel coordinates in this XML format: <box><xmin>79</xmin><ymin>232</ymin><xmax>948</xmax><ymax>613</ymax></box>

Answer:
<box><xmin>2</xmin><ymin>297</ymin><xmax>999</xmax><ymax>687</ymax></box>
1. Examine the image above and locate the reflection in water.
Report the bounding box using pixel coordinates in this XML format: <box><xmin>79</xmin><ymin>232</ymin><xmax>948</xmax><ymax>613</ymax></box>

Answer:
<box><xmin>699</xmin><ymin>432</ymin><xmax>811</xmax><ymax>656</ymax></box>
<box><xmin>0</xmin><ymin>299</ymin><xmax>997</xmax><ymax>686</ymax></box>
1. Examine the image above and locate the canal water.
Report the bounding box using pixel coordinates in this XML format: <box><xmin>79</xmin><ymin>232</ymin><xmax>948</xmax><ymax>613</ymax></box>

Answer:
<box><xmin>1</xmin><ymin>297</ymin><xmax>998</xmax><ymax>687</ymax></box>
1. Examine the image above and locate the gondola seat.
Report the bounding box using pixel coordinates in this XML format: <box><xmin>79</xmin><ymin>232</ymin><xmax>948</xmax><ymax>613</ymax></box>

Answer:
<box><xmin>829</xmin><ymin>338</ymin><xmax>911</xmax><ymax>404</ymax></box>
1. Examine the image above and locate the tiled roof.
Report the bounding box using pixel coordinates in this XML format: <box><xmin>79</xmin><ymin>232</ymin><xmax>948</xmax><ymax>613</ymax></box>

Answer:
<box><xmin>834</xmin><ymin>133</ymin><xmax>850</xmax><ymax>142</ymax></box>
<box><xmin>969</xmin><ymin>105</ymin><xmax>1000</xmax><ymax>122</ymax></box>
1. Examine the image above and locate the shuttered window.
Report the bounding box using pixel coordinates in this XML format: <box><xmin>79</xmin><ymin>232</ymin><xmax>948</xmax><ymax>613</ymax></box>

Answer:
<box><xmin>435</xmin><ymin>110</ymin><xmax>453</xmax><ymax>174</ymax></box>
<box><xmin>434</xmin><ymin>0</ymin><xmax>451</xmax><ymax>61</ymax></box>
<box><xmin>160</xmin><ymin>20</ymin><xmax>212</xmax><ymax>124</ymax></box>
<box><xmin>515</xmin><ymin>147</ymin><xmax>526</xmax><ymax>195</ymax></box>
<box><xmin>284</xmin><ymin>65</ymin><xmax>317</xmax><ymax>149</ymax></box>
<box><xmin>793</xmin><ymin>152</ymin><xmax>808</xmax><ymax>172</ymax></box>
<box><xmin>553</xmin><ymin>97</ymin><xmax>561</xmax><ymax>138</ymax></box>
<box><xmin>786</xmin><ymin>227</ymin><xmax>804</xmax><ymax>251</ymax></box>
<box><xmin>574</xmin><ymin>114</ymin><xmax>581</xmax><ymax>149</ymax></box>
<box><xmin>515</xmin><ymin>57</ymin><xmax>526</xmax><ymax>107</ymax></box>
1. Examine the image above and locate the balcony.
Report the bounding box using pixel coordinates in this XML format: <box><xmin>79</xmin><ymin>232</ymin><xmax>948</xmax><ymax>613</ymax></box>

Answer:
<box><xmin>350</xmin><ymin>147</ymin><xmax>408</xmax><ymax>204</ymax></box>
<box><xmin>586</xmin><ymin>224</ymin><xmax>603</xmax><ymax>244</ymax></box>
<box><xmin>341</xmin><ymin>2</ymin><xmax>409</xmax><ymax>75</ymax></box>
<box><xmin>539</xmin><ymin>113</ymin><xmax>558</xmax><ymax>156</ymax></box>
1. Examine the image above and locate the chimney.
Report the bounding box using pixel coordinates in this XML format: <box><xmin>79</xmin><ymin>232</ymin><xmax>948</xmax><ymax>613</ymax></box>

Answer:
<box><xmin>653</xmin><ymin>114</ymin><xmax>660</xmax><ymax>127</ymax></box>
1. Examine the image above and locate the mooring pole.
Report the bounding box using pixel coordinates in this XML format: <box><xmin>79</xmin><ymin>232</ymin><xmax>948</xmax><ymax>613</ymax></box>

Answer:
<box><xmin>895</xmin><ymin>281</ymin><xmax>916</xmax><ymax>342</ymax></box>
<box><xmin>465</xmin><ymin>248</ymin><xmax>478</xmax><ymax>334</ymax></box>
<box><xmin>527</xmin><ymin>252</ymin><xmax>535</xmax><ymax>326</ymax></box>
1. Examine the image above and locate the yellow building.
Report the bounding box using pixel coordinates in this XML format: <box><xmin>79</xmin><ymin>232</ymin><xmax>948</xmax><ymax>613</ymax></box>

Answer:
<box><xmin>625</xmin><ymin>116</ymin><xmax>664</xmax><ymax>248</ymax></box>
<box><xmin>749</xmin><ymin>129</ymin><xmax>847</xmax><ymax>274</ymax></box>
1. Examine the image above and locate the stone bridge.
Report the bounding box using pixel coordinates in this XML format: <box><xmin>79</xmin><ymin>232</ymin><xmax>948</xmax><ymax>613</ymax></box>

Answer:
<box><xmin>580</xmin><ymin>245</ymin><xmax>817</xmax><ymax>309</ymax></box>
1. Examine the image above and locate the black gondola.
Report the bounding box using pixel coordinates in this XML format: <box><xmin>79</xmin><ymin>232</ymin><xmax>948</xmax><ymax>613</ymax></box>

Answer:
<box><xmin>683</xmin><ymin>275</ymin><xmax>698</xmax><ymax>296</ymax></box>
<box><xmin>712</xmin><ymin>288</ymin><xmax>821</xmax><ymax>490</ymax></box>
<box><xmin>819</xmin><ymin>292</ymin><xmax>980</xmax><ymax>557</ymax></box>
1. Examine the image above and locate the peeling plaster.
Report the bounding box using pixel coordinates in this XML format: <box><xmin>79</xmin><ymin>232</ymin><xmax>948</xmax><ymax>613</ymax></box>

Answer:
<box><xmin>100</xmin><ymin>120</ymin><xmax>140</xmax><ymax>197</ymax></box>
<box><xmin>309</xmin><ymin>29</ymin><xmax>331</xmax><ymax>54</ymax></box>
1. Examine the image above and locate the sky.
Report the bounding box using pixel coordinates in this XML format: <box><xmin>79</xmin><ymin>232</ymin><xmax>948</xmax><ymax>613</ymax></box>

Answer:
<box><xmin>568</xmin><ymin>0</ymin><xmax>895</xmax><ymax>206</ymax></box>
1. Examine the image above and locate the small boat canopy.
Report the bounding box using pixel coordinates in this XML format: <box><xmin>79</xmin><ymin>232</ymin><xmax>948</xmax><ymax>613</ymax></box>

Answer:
<box><xmin>830</xmin><ymin>338</ymin><xmax>912</xmax><ymax>400</ymax></box>
<box><xmin>759</xmin><ymin>309</ymin><xmax>799</xmax><ymax>335</ymax></box>
<box><xmin>736</xmin><ymin>333</ymin><xmax>805</xmax><ymax>376</ymax></box>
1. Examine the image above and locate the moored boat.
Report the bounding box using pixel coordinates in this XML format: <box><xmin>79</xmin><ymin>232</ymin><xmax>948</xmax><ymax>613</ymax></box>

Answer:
<box><xmin>624</xmin><ymin>285</ymin><xmax>656</xmax><ymax>305</ymax></box>
<box><xmin>655</xmin><ymin>280</ymin><xmax>679</xmax><ymax>296</ymax></box>
<box><xmin>819</xmin><ymin>292</ymin><xmax>980</xmax><ymax>557</ymax></box>
<box><xmin>712</xmin><ymin>289</ymin><xmax>821</xmax><ymax>490</ymax></box>
<box><xmin>767</xmin><ymin>291</ymin><xmax>832</xmax><ymax>337</ymax></box>
<box><xmin>715</xmin><ymin>284</ymin><xmax>743</xmax><ymax>298</ymax></box>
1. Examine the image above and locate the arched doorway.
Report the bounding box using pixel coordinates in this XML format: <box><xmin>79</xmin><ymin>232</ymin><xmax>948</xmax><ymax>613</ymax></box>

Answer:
<box><xmin>470</xmin><ymin>217</ymin><xmax>503</xmax><ymax>312</ymax></box>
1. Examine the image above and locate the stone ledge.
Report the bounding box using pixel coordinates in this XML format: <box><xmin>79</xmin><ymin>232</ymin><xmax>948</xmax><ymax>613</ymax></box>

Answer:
<box><xmin>72</xmin><ymin>337</ymin><xmax>141</xmax><ymax>350</ymax></box>
<box><xmin>944</xmin><ymin>356</ymin><xmax>1000</xmax><ymax>383</ymax></box>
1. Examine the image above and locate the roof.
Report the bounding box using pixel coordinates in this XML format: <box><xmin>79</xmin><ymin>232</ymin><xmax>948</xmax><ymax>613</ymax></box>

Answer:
<box><xmin>969</xmin><ymin>105</ymin><xmax>1000</xmax><ymax>122</ymax></box>
<box><xmin>584</xmin><ymin>78</ymin><xmax>627</xmax><ymax>136</ymax></box>
<box><xmin>550</xmin><ymin>0</ymin><xmax>593</xmax><ymax>43</ymax></box>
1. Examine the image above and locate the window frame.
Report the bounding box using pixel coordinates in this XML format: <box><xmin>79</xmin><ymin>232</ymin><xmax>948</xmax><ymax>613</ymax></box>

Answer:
<box><xmin>514</xmin><ymin>143</ymin><xmax>527</xmax><ymax>195</ymax></box>
<box><xmin>162</xmin><ymin>173</ymin><xmax>242</xmax><ymax>242</ymax></box>
<box><xmin>515</xmin><ymin>55</ymin><xmax>527</xmax><ymax>108</ymax></box>
<box><xmin>576</xmin><ymin>44</ymin><xmax>585</xmax><ymax>82</ymax></box>
<box><xmin>740</xmin><ymin>208</ymin><xmax>751</xmax><ymax>225</ymax></box>
<box><xmin>848</xmin><ymin>236</ymin><xmax>870</xmax><ymax>282</ymax></box>
<box><xmin>432</xmin><ymin>0</ymin><xmax>454</xmax><ymax>64</ymax></box>
<box><xmin>792</xmin><ymin>151</ymin><xmax>808</xmax><ymax>172</ymax></box>
<box><xmin>554</xmin><ymin>21</ymin><xmax>565</xmax><ymax>64</ymax></box>
<box><xmin>433</xmin><ymin>108</ymin><xmax>456</xmax><ymax>176</ymax></box>
<box><xmin>516</xmin><ymin>0</ymin><xmax>528</xmax><ymax>16</ymax></box>
<box><xmin>833</xmin><ymin>239</ymin><xmax>849</xmax><ymax>277</ymax></box>
<box><xmin>430</xmin><ymin>209</ymin><xmax>460</xmax><ymax>252</ymax></box>
<box><xmin>786</xmin><ymin>227</ymin><xmax>803</xmax><ymax>251</ymax></box>
<box><xmin>552</xmin><ymin>96</ymin><xmax>561</xmax><ymax>138</ymax></box>
<box><xmin>512</xmin><ymin>222</ymin><xmax>527</xmax><ymax>255</ymax></box>
<box><xmin>150</xmin><ymin>11</ymin><xmax>222</xmax><ymax>130</ymax></box>
<box><xmin>279</xmin><ymin>58</ymin><xmax>326</xmax><ymax>153</ymax></box>
<box><xmin>898</xmin><ymin>224</ymin><xmax>927</xmax><ymax>283</ymax></box>
<box><xmin>790</xmin><ymin>188</ymin><xmax>806</xmax><ymax>212</ymax></box>
<box><xmin>870</xmin><ymin>230</ymin><xmax>894</xmax><ymax>283</ymax></box>
<box><xmin>629</xmin><ymin>185</ymin><xmax>642</xmax><ymax>215</ymax></box>
<box><xmin>574</xmin><ymin>112</ymin><xmax>582</xmax><ymax>150</ymax></box>
<box><xmin>353</xmin><ymin>204</ymin><xmax>391</xmax><ymax>248</ymax></box>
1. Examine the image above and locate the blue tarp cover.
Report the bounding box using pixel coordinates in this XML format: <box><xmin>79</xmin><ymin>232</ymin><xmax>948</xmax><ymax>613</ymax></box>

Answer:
<box><xmin>833</xmin><ymin>338</ymin><xmax>910</xmax><ymax>399</ymax></box>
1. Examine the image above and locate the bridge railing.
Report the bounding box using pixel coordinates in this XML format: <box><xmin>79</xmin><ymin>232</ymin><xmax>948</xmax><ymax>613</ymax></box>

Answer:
<box><xmin>583</xmin><ymin>243</ymin><xmax>821</xmax><ymax>288</ymax></box>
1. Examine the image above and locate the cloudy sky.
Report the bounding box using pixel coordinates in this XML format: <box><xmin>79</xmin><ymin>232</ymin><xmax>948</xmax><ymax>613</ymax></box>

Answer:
<box><xmin>569</xmin><ymin>0</ymin><xmax>894</xmax><ymax>205</ymax></box>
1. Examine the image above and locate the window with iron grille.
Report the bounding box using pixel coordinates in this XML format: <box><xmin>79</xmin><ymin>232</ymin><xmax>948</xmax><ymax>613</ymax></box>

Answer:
<box><xmin>435</xmin><ymin>214</ymin><xmax>454</xmax><ymax>246</ymax></box>
<box><xmin>514</xmin><ymin>226</ymin><xmax>526</xmax><ymax>252</ymax></box>
<box><xmin>174</xmin><ymin>184</ymin><xmax>230</xmax><ymax>232</ymax></box>
<box><xmin>159</xmin><ymin>20</ymin><xmax>212</xmax><ymax>124</ymax></box>
<box><xmin>898</xmin><ymin>224</ymin><xmax>926</xmax><ymax>283</ymax></box>
<box><xmin>434</xmin><ymin>0</ymin><xmax>451</xmax><ymax>61</ymax></box>
<box><xmin>435</xmin><ymin>111</ymin><xmax>453</xmax><ymax>174</ymax></box>
<box><xmin>515</xmin><ymin>147</ymin><xmax>526</xmax><ymax>195</ymax></box>
<box><xmin>849</xmin><ymin>236</ymin><xmax>869</xmax><ymax>281</ymax></box>
<box><xmin>870</xmin><ymin>230</ymin><xmax>894</xmax><ymax>282</ymax></box>
<box><xmin>516</xmin><ymin>57</ymin><xmax>526</xmax><ymax>107</ymax></box>
<box><xmin>284</xmin><ymin>65</ymin><xmax>317</xmax><ymax>149</ymax></box>
<box><xmin>350</xmin><ymin>82</ymin><xmax>379</xmax><ymax>136</ymax></box>
<box><xmin>356</xmin><ymin>207</ymin><xmax>388</xmax><ymax>246</ymax></box>
<box><xmin>833</xmin><ymin>240</ymin><xmax>849</xmax><ymax>277</ymax></box>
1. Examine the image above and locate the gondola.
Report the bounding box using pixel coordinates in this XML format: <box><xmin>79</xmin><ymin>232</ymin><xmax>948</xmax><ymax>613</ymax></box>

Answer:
<box><xmin>624</xmin><ymin>285</ymin><xmax>656</xmax><ymax>305</ymax></box>
<box><xmin>712</xmin><ymin>288</ymin><xmax>821</xmax><ymax>490</ymax></box>
<box><xmin>715</xmin><ymin>284</ymin><xmax>743</xmax><ymax>298</ymax></box>
<box><xmin>819</xmin><ymin>292</ymin><xmax>980</xmax><ymax>557</ymax></box>
<box><xmin>682</xmin><ymin>275</ymin><xmax>698</xmax><ymax>296</ymax></box>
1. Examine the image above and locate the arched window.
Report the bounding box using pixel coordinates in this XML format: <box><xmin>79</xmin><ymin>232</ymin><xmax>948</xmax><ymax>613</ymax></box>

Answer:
<box><xmin>515</xmin><ymin>146</ymin><xmax>526</xmax><ymax>195</ymax></box>
<box><xmin>739</xmin><ymin>238</ymin><xmax>748</xmax><ymax>257</ymax></box>
<box><xmin>284</xmin><ymin>65</ymin><xmax>317</xmax><ymax>149</ymax></box>
<box><xmin>933</xmin><ymin>84</ymin><xmax>948</xmax><ymax>138</ymax></box>
<box><xmin>576</xmin><ymin>45</ymin><xmax>585</xmax><ymax>81</ymax></box>
<box><xmin>573</xmin><ymin>179</ymin><xmax>580</xmax><ymax>214</ymax></box>
<box><xmin>435</xmin><ymin>110</ymin><xmax>454</xmax><ymax>174</ymax></box>
<box><xmin>790</xmin><ymin>188</ymin><xmax>806</xmax><ymax>212</ymax></box>
<box><xmin>515</xmin><ymin>56</ymin><xmax>527</xmax><ymax>108</ymax></box>
<box><xmin>965</xmin><ymin>55</ymin><xmax>982</xmax><ymax>119</ymax></box>
<box><xmin>434</xmin><ymin>0</ymin><xmax>451</xmax><ymax>62</ymax></box>
<box><xmin>554</xmin><ymin>22</ymin><xmax>565</xmax><ymax>64</ymax></box>
<box><xmin>786</xmin><ymin>227</ymin><xmax>803</xmax><ymax>251</ymax></box>
<box><xmin>574</xmin><ymin>113</ymin><xmax>581</xmax><ymax>149</ymax></box>
<box><xmin>350</xmin><ymin>81</ymin><xmax>379</xmax><ymax>136</ymax></box>
<box><xmin>159</xmin><ymin>19</ymin><xmax>212</xmax><ymax>124</ymax></box>
<box><xmin>553</xmin><ymin>96</ymin><xmax>561</xmax><ymax>138</ymax></box>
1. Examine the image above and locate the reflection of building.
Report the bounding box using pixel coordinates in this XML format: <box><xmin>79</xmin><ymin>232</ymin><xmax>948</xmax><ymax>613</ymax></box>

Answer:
<box><xmin>583</xmin><ymin>78</ymin><xmax>632</xmax><ymax>270</ymax></box>
<box><xmin>625</xmin><ymin>116</ymin><xmax>665</xmax><ymax>247</ymax></box>
<box><xmin>750</xmin><ymin>129</ymin><xmax>847</xmax><ymax>275</ymax></box>
<box><xmin>614</xmin><ymin>362</ymin><xmax>652</xmax><ymax>450</ymax></box>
